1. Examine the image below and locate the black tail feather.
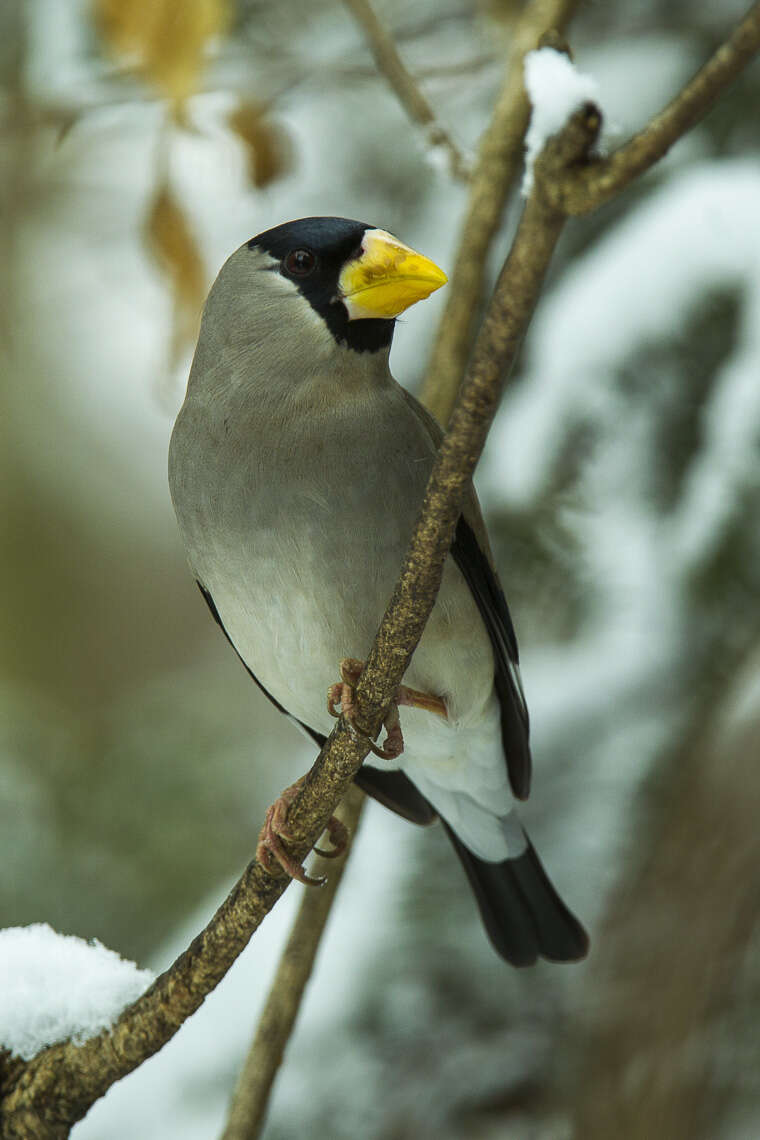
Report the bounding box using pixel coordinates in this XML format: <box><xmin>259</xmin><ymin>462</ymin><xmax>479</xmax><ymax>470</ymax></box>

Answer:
<box><xmin>444</xmin><ymin>825</ymin><xmax>589</xmax><ymax>966</ymax></box>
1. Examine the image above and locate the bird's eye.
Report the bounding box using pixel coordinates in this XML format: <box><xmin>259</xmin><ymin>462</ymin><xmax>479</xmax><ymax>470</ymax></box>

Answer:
<box><xmin>284</xmin><ymin>249</ymin><xmax>317</xmax><ymax>276</ymax></box>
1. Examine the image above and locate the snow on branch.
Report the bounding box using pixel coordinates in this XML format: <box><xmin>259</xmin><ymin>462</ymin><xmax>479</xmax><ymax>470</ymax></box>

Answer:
<box><xmin>0</xmin><ymin>925</ymin><xmax>153</xmax><ymax>1061</ymax></box>
<box><xmin>548</xmin><ymin>2</ymin><xmax>760</xmax><ymax>213</ymax></box>
<box><xmin>523</xmin><ymin>47</ymin><xmax>600</xmax><ymax>195</ymax></box>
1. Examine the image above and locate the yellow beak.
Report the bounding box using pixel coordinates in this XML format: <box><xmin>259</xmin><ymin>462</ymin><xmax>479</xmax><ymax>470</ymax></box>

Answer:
<box><xmin>338</xmin><ymin>229</ymin><xmax>447</xmax><ymax>321</ymax></box>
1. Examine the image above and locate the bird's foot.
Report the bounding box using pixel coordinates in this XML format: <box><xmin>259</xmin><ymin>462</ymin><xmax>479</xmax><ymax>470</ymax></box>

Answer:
<box><xmin>327</xmin><ymin>657</ymin><xmax>403</xmax><ymax>759</ymax></box>
<box><xmin>327</xmin><ymin>657</ymin><xmax>447</xmax><ymax>760</ymax></box>
<box><xmin>256</xmin><ymin>778</ymin><xmax>348</xmax><ymax>886</ymax></box>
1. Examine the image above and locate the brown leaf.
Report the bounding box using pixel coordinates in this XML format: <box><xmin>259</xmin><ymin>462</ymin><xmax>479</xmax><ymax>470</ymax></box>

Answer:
<box><xmin>93</xmin><ymin>0</ymin><xmax>229</xmax><ymax>106</ymax></box>
<box><xmin>145</xmin><ymin>183</ymin><xmax>206</xmax><ymax>363</ymax></box>
<box><xmin>228</xmin><ymin>101</ymin><xmax>293</xmax><ymax>188</ymax></box>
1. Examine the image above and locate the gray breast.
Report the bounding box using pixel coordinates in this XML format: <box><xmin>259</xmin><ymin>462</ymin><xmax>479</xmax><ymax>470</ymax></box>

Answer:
<box><xmin>169</xmin><ymin>377</ymin><xmax>475</xmax><ymax>726</ymax></box>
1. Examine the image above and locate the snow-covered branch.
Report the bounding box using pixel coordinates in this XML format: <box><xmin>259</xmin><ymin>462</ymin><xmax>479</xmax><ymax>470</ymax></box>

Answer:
<box><xmin>546</xmin><ymin>2</ymin><xmax>760</xmax><ymax>213</ymax></box>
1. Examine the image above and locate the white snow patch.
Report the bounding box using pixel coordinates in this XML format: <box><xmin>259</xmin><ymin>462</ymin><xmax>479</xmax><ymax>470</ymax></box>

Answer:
<box><xmin>0</xmin><ymin>924</ymin><xmax>154</xmax><ymax>1060</ymax></box>
<box><xmin>523</xmin><ymin>48</ymin><xmax>600</xmax><ymax>194</ymax></box>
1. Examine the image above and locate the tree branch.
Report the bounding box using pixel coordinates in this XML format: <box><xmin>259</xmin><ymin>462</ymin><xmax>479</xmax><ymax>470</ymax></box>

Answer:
<box><xmin>549</xmin><ymin>1</ymin><xmax>760</xmax><ymax>214</ymax></box>
<box><xmin>0</xmin><ymin>104</ymin><xmax>594</xmax><ymax>1138</ymax></box>
<box><xmin>342</xmin><ymin>0</ymin><xmax>472</xmax><ymax>181</ymax></box>
<box><xmin>220</xmin><ymin>786</ymin><xmax>365</xmax><ymax>1140</ymax></box>
<box><xmin>418</xmin><ymin>0</ymin><xmax>581</xmax><ymax>423</ymax></box>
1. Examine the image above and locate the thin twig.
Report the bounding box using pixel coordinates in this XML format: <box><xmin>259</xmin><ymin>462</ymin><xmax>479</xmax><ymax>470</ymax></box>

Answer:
<box><xmin>551</xmin><ymin>1</ymin><xmax>760</xmax><ymax>214</ymax></box>
<box><xmin>220</xmin><ymin>786</ymin><xmax>365</xmax><ymax>1140</ymax></box>
<box><xmin>418</xmin><ymin>0</ymin><xmax>581</xmax><ymax>423</ymax></box>
<box><xmin>342</xmin><ymin>0</ymin><xmax>472</xmax><ymax>181</ymax></box>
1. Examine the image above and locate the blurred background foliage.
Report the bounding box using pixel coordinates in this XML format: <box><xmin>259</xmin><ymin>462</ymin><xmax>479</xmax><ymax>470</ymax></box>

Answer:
<box><xmin>2</xmin><ymin>0</ymin><xmax>760</xmax><ymax>1137</ymax></box>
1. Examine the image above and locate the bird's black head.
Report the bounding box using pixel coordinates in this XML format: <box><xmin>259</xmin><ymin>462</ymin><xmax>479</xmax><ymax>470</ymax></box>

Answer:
<box><xmin>248</xmin><ymin>217</ymin><xmax>393</xmax><ymax>354</ymax></box>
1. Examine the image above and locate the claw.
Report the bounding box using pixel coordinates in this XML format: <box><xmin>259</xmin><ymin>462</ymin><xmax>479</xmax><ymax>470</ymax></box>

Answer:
<box><xmin>326</xmin><ymin>657</ymin><xmax>447</xmax><ymax>760</ymax></box>
<box><xmin>256</xmin><ymin>790</ymin><xmax>325</xmax><ymax>885</ymax></box>
<box><xmin>314</xmin><ymin>814</ymin><xmax>349</xmax><ymax>859</ymax></box>
<box><xmin>327</xmin><ymin>658</ymin><xmax>363</xmax><ymax>720</ymax></box>
<box><xmin>256</xmin><ymin>777</ymin><xmax>353</xmax><ymax>886</ymax></box>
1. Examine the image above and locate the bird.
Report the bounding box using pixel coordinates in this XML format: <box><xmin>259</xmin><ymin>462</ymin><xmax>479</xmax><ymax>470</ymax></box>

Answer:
<box><xmin>168</xmin><ymin>216</ymin><xmax>588</xmax><ymax>967</ymax></box>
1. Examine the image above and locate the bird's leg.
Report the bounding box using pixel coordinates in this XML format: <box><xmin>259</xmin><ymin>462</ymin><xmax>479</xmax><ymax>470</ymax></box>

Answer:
<box><xmin>395</xmin><ymin>684</ymin><xmax>448</xmax><ymax>719</ymax></box>
<box><xmin>256</xmin><ymin>774</ymin><xmax>349</xmax><ymax>886</ymax></box>
<box><xmin>327</xmin><ymin>657</ymin><xmax>447</xmax><ymax>759</ymax></box>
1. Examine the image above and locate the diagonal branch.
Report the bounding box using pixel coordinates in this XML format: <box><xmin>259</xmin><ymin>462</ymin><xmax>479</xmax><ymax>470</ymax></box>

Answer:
<box><xmin>0</xmin><ymin>108</ymin><xmax>595</xmax><ymax>1139</ymax></box>
<box><xmin>342</xmin><ymin>0</ymin><xmax>472</xmax><ymax>181</ymax></box>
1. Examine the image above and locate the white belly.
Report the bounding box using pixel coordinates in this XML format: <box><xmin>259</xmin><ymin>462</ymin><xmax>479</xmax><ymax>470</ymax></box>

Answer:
<box><xmin>206</xmin><ymin>543</ymin><xmax>517</xmax><ymax>861</ymax></box>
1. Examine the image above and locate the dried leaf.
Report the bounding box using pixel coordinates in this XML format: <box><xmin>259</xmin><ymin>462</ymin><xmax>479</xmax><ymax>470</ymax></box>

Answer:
<box><xmin>93</xmin><ymin>0</ymin><xmax>229</xmax><ymax>106</ymax></box>
<box><xmin>145</xmin><ymin>184</ymin><xmax>206</xmax><ymax>363</ymax></box>
<box><xmin>228</xmin><ymin>101</ymin><xmax>293</xmax><ymax>188</ymax></box>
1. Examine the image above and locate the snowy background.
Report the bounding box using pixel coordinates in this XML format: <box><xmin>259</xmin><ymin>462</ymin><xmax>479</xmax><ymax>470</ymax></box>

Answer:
<box><xmin>2</xmin><ymin>0</ymin><xmax>760</xmax><ymax>1136</ymax></box>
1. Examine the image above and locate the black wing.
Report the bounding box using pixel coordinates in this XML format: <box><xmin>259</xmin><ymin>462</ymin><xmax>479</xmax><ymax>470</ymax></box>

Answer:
<box><xmin>196</xmin><ymin>581</ymin><xmax>437</xmax><ymax>825</ymax></box>
<box><xmin>450</xmin><ymin>517</ymin><xmax>532</xmax><ymax>800</ymax></box>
